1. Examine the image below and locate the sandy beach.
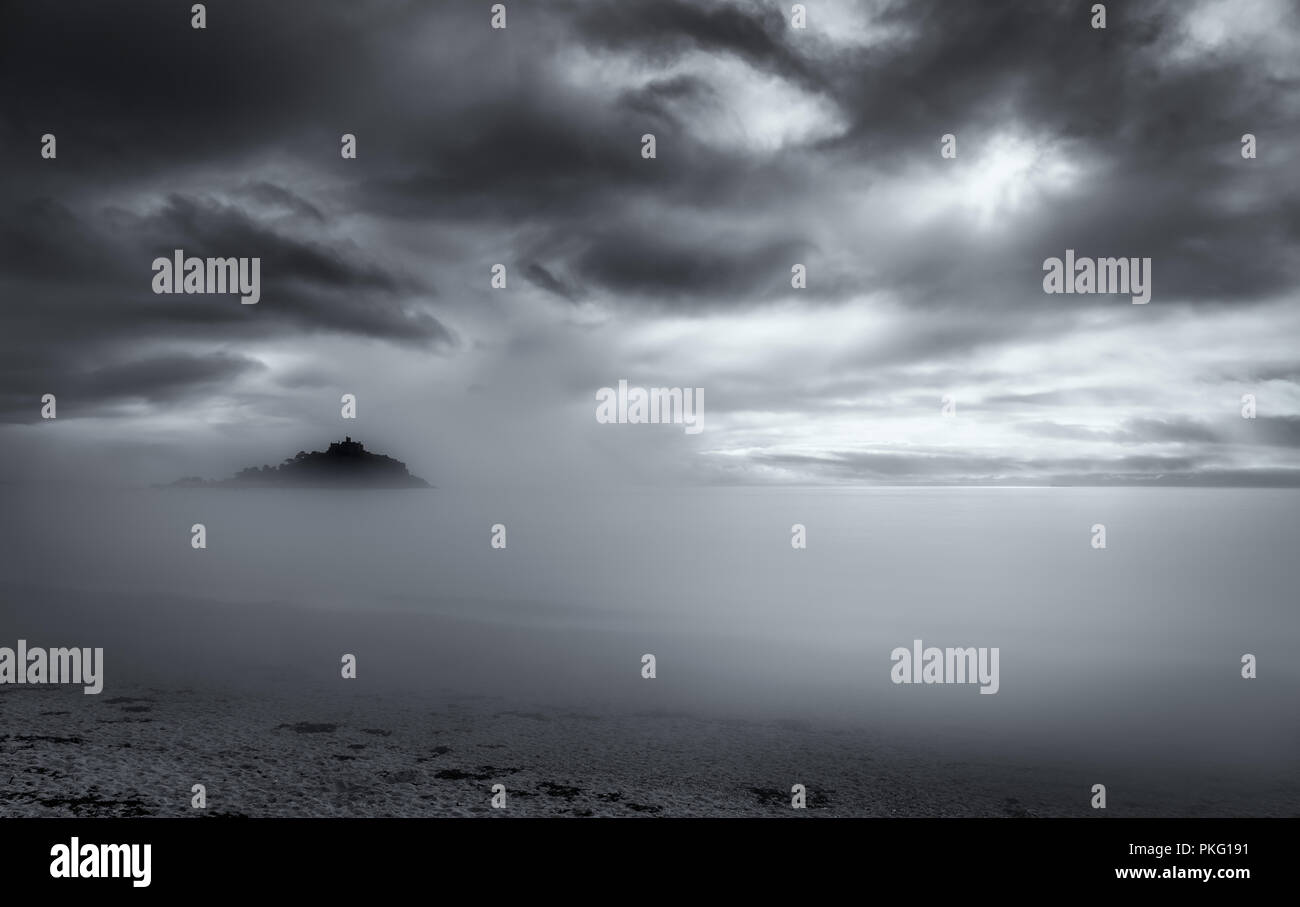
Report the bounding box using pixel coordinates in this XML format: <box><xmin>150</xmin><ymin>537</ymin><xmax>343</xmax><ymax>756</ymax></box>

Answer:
<box><xmin>4</xmin><ymin>678</ymin><xmax>1297</xmax><ymax>819</ymax></box>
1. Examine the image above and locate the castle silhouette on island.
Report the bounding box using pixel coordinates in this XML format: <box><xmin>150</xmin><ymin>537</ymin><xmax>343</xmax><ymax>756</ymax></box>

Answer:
<box><xmin>171</xmin><ymin>437</ymin><xmax>432</xmax><ymax>488</ymax></box>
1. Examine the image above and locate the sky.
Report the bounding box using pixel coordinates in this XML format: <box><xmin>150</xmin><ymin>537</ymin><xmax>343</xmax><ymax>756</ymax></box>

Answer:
<box><xmin>2</xmin><ymin>0</ymin><xmax>1299</xmax><ymax>488</ymax></box>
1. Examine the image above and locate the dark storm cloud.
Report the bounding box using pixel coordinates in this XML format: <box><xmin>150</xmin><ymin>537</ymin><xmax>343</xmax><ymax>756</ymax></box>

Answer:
<box><xmin>1120</xmin><ymin>417</ymin><xmax>1224</xmax><ymax>445</ymax></box>
<box><xmin>822</xmin><ymin>2</ymin><xmax>1158</xmax><ymax>152</ymax></box>
<box><xmin>985</xmin><ymin>387</ymin><xmax>1145</xmax><ymax>408</ymax></box>
<box><xmin>0</xmin><ymin>0</ymin><xmax>453</xmax><ymax>430</ymax></box>
<box><xmin>1050</xmin><ymin>468</ymin><xmax>1300</xmax><ymax>487</ymax></box>
<box><xmin>568</xmin><ymin>0</ymin><xmax>829</xmax><ymax>92</ymax></box>
<box><xmin>351</xmin><ymin>101</ymin><xmax>656</xmax><ymax>221</ymax></box>
<box><xmin>0</xmin><ymin>192</ymin><xmax>449</xmax><ymax>347</ymax></box>
<box><xmin>1224</xmin><ymin>361</ymin><xmax>1300</xmax><ymax>383</ymax></box>
<box><xmin>562</xmin><ymin>0</ymin><xmax>1300</xmax><ymax>312</ymax></box>
<box><xmin>523</xmin><ymin>263</ymin><xmax>582</xmax><ymax>303</ymax></box>
<box><xmin>239</xmin><ymin>183</ymin><xmax>326</xmax><ymax>223</ymax></box>
<box><xmin>133</xmin><ymin>195</ymin><xmax>406</xmax><ymax>294</ymax></box>
<box><xmin>1019</xmin><ymin>421</ymin><xmax>1122</xmax><ymax>443</ymax></box>
<box><xmin>1251</xmin><ymin>416</ymin><xmax>1300</xmax><ymax>449</ymax></box>
<box><xmin>78</xmin><ymin>353</ymin><xmax>265</xmax><ymax>400</ymax></box>
<box><xmin>749</xmin><ymin>449</ymin><xmax>1213</xmax><ymax>483</ymax></box>
<box><xmin>1020</xmin><ymin>417</ymin><xmax>1249</xmax><ymax>446</ymax></box>
<box><xmin>618</xmin><ymin>74</ymin><xmax>717</xmax><ymax>123</ymax></box>
<box><xmin>5</xmin><ymin>0</ymin><xmax>1296</xmax><ymax>315</ymax></box>
<box><xmin>747</xmin><ymin>448</ymin><xmax>1300</xmax><ymax>486</ymax></box>
<box><xmin>11</xmin><ymin>0</ymin><xmax>1283</xmax><ymax>321</ymax></box>
<box><xmin>754</xmin><ymin>450</ymin><xmax>1023</xmax><ymax>480</ymax></box>
<box><xmin>0</xmin><ymin>0</ymin><xmax>385</xmax><ymax>186</ymax></box>
<box><xmin>575</xmin><ymin>229</ymin><xmax>812</xmax><ymax>305</ymax></box>
<box><xmin>1</xmin><ymin>0</ymin><xmax>1297</xmax><ymax>485</ymax></box>
<box><xmin>1021</xmin><ymin>416</ymin><xmax>1300</xmax><ymax>450</ymax></box>
<box><xmin>1019</xmin><ymin>417</ymin><xmax>1229</xmax><ymax>445</ymax></box>
<box><xmin>0</xmin><ymin>352</ymin><xmax>264</xmax><ymax>423</ymax></box>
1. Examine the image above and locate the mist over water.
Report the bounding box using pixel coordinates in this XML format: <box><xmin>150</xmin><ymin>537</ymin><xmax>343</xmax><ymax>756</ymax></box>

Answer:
<box><xmin>3</xmin><ymin>485</ymin><xmax>1298</xmax><ymax>779</ymax></box>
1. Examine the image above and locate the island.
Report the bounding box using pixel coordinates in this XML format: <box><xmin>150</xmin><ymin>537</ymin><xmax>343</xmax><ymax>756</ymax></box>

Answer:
<box><xmin>170</xmin><ymin>437</ymin><xmax>433</xmax><ymax>488</ymax></box>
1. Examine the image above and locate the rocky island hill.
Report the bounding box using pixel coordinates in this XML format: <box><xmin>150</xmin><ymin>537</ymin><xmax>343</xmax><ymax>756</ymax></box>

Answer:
<box><xmin>171</xmin><ymin>437</ymin><xmax>432</xmax><ymax>488</ymax></box>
